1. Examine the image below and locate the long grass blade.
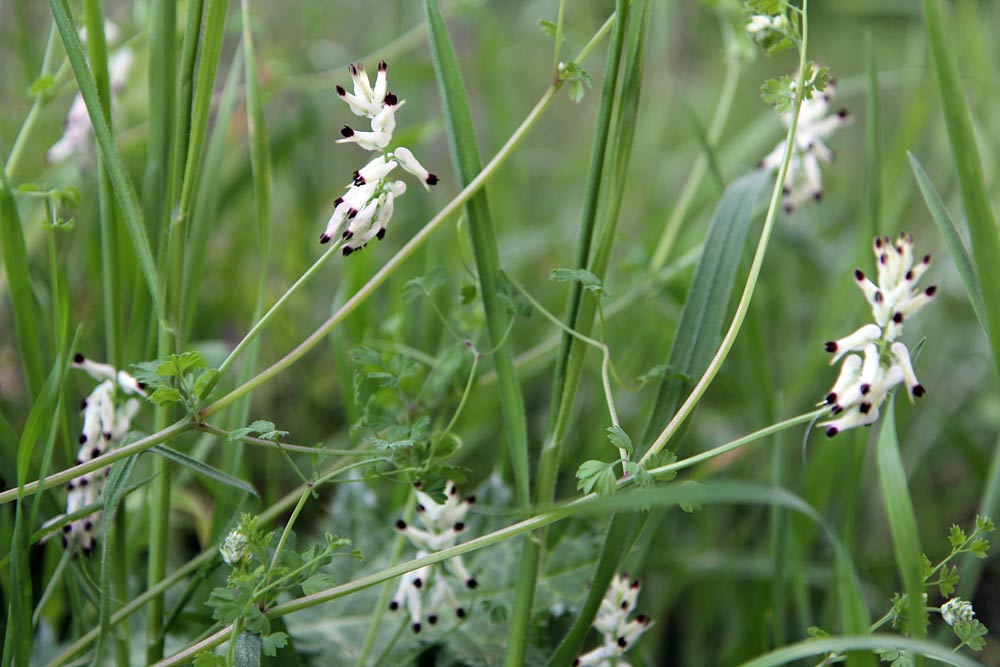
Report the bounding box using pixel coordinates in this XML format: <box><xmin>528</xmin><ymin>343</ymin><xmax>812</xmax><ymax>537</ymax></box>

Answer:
<box><xmin>150</xmin><ymin>445</ymin><xmax>259</xmax><ymax>498</ymax></box>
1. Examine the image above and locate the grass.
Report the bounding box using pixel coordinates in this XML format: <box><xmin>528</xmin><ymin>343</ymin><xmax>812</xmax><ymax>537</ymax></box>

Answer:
<box><xmin>1</xmin><ymin>1</ymin><xmax>1000</xmax><ymax>665</ymax></box>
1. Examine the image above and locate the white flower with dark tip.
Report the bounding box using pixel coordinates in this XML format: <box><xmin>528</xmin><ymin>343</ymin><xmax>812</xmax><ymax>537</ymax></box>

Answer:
<box><xmin>759</xmin><ymin>74</ymin><xmax>851</xmax><ymax>213</ymax></box>
<box><xmin>220</xmin><ymin>528</ymin><xmax>251</xmax><ymax>567</ymax></box>
<box><xmin>322</xmin><ymin>60</ymin><xmax>438</xmax><ymax>254</ymax></box>
<box><xmin>48</xmin><ymin>20</ymin><xmax>135</xmax><ymax>163</ymax></box>
<box><xmin>389</xmin><ymin>481</ymin><xmax>477</xmax><ymax>634</ymax></box>
<box><xmin>63</xmin><ymin>354</ymin><xmax>146</xmax><ymax>556</ymax></box>
<box><xmin>941</xmin><ymin>597</ymin><xmax>975</xmax><ymax>626</ymax></box>
<box><xmin>574</xmin><ymin>573</ymin><xmax>652</xmax><ymax>667</ymax></box>
<box><xmin>819</xmin><ymin>233</ymin><xmax>935</xmax><ymax>437</ymax></box>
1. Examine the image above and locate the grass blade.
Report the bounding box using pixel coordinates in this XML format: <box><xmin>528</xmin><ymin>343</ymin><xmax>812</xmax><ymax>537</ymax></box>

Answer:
<box><xmin>876</xmin><ymin>400</ymin><xmax>928</xmax><ymax>641</ymax></box>
<box><xmin>921</xmin><ymin>0</ymin><xmax>1000</xmax><ymax>381</ymax></box>
<box><xmin>908</xmin><ymin>152</ymin><xmax>986</xmax><ymax>333</ymax></box>
<box><xmin>150</xmin><ymin>445</ymin><xmax>259</xmax><ymax>498</ymax></box>
<box><xmin>737</xmin><ymin>635</ymin><xmax>985</xmax><ymax>667</ymax></box>
<box><xmin>47</xmin><ymin>0</ymin><xmax>168</xmax><ymax>329</ymax></box>
<box><xmin>641</xmin><ymin>170</ymin><xmax>771</xmax><ymax>446</ymax></box>
<box><xmin>0</xmin><ymin>172</ymin><xmax>44</xmax><ymax>397</ymax></box>
<box><xmin>424</xmin><ymin>0</ymin><xmax>530</xmax><ymax>510</ymax></box>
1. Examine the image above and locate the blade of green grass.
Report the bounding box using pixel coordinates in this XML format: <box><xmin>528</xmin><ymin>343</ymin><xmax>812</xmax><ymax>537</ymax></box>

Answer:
<box><xmin>641</xmin><ymin>170</ymin><xmax>771</xmax><ymax>446</ymax></box>
<box><xmin>876</xmin><ymin>399</ymin><xmax>928</xmax><ymax>641</ymax></box>
<box><xmin>921</xmin><ymin>0</ymin><xmax>1000</xmax><ymax>381</ymax></box>
<box><xmin>908</xmin><ymin>152</ymin><xmax>986</xmax><ymax>333</ymax></box>
<box><xmin>48</xmin><ymin>0</ymin><xmax>168</xmax><ymax>330</ymax></box>
<box><xmin>0</xmin><ymin>170</ymin><xmax>44</xmax><ymax>398</ymax></box>
<box><xmin>424</xmin><ymin>0</ymin><xmax>530</xmax><ymax>509</ymax></box>
<box><xmin>737</xmin><ymin>635</ymin><xmax>985</xmax><ymax>667</ymax></box>
<box><xmin>150</xmin><ymin>445</ymin><xmax>259</xmax><ymax>498</ymax></box>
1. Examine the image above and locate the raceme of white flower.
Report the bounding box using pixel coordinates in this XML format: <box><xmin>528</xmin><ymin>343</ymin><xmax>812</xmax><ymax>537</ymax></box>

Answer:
<box><xmin>759</xmin><ymin>77</ymin><xmax>851</xmax><ymax>213</ymax></box>
<box><xmin>48</xmin><ymin>20</ymin><xmax>135</xmax><ymax>163</ymax></box>
<box><xmin>941</xmin><ymin>597</ymin><xmax>975</xmax><ymax>626</ymax></box>
<box><xmin>220</xmin><ymin>528</ymin><xmax>251</xmax><ymax>567</ymax></box>
<box><xmin>321</xmin><ymin>60</ymin><xmax>438</xmax><ymax>254</ymax></box>
<box><xmin>574</xmin><ymin>573</ymin><xmax>652</xmax><ymax>667</ymax></box>
<box><xmin>819</xmin><ymin>233</ymin><xmax>935</xmax><ymax>437</ymax></box>
<box><xmin>63</xmin><ymin>354</ymin><xmax>146</xmax><ymax>556</ymax></box>
<box><xmin>390</xmin><ymin>481</ymin><xmax>477</xmax><ymax>633</ymax></box>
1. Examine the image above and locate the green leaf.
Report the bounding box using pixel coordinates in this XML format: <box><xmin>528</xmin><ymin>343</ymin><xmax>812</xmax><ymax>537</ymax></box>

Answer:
<box><xmin>157</xmin><ymin>351</ymin><xmax>206</xmax><ymax>377</ymax></box>
<box><xmin>949</xmin><ymin>524</ymin><xmax>967</xmax><ymax>548</ymax></box>
<box><xmin>558</xmin><ymin>61</ymin><xmax>592</xmax><ymax>103</ymax></box>
<box><xmin>401</xmin><ymin>268</ymin><xmax>449</xmax><ymax>304</ymax></box>
<box><xmin>537</xmin><ymin>19</ymin><xmax>559</xmax><ymax>39</ymax></box>
<box><xmin>953</xmin><ymin>619</ymin><xmax>988</xmax><ymax>652</ymax></box>
<box><xmin>300</xmin><ymin>573</ymin><xmax>335</xmax><ymax>596</ymax></box>
<box><xmin>908</xmin><ymin>153</ymin><xmax>987</xmax><ymax>333</ymax></box>
<box><xmin>969</xmin><ymin>538</ymin><xmax>990</xmax><ymax>558</ymax></box>
<box><xmin>151</xmin><ymin>445</ymin><xmax>259</xmax><ymax>498</ymax></box>
<box><xmin>876</xmin><ymin>401</ymin><xmax>928</xmax><ymax>639</ymax></box>
<box><xmin>194</xmin><ymin>651</ymin><xmax>227</xmax><ymax>667</ymax></box>
<box><xmin>606</xmin><ymin>425</ymin><xmax>633</xmax><ymax>454</ymax></box>
<box><xmin>641</xmin><ymin>170</ymin><xmax>772</xmax><ymax>446</ymax></box>
<box><xmin>575</xmin><ymin>460</ymin><xmax>618</xmax><ymax>496</ymax></box>
<box><xmin>622</xmin><ymin>461</ymin><xmax>652</xmax><ymax>488</ymax></box>
<box><xmin>194</xmin><ymin>368</ymin><xmax>221</xmax><ymax>399</ymax></box>
<box><xmin>459</xmin><ymin>283</ymin><xmax>477</xmax><ymax>304</ymax></box>
<box><xmin>149</xmin><ymin>387</ymin><xmax>183</xmax><ymax>406</ymax></box>
<box><xmin>550</xmin><ymin>267</ymin><xmax>607</xmax><ymax>300</ymax></box>
<box><xmin>260</xmin><ymin>632</ymin><xmax>288</xmax><ymax>658</ymax></box>
<box><xmin>229</xmin><ymin>420</ymin><xmax>288</xmax><ymax>443</ymax></box>
<box><xmin>922</xmin><ymin>0</ymin><xmax>1000</xmax><ymax>384</ymax></box>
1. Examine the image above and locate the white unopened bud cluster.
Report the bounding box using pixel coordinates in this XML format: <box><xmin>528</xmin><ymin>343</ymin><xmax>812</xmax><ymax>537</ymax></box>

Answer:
<box><xmin>63</xmin><ymin>354</ymin><xmax>146</xmax><ymax>556</ymax></box>
<box><xmin>574</xmin><ymin>573</ymin><xmax>652</xmax><ymax>667</ymax></box>
<box><xmin>390</xmin><ymin>481</ymin><xmax>477</xmax><ymax>634</ymax></box>
<box><xmin>746</xmin><ymin>13</ymin><xmax>789</xmax><ymax>44</ymax></box>
<box><xmin>941</xmin><ymin>597</ymin><xmax>975</xmax><ymax>626</ymax></box>
<box><xmin>819</xmin><ymin>233</ymin><xmax>935</xmax><ymax>437</ymax></box>
<box><xmin>321</xmin><ymin>60</ymin><xmax>438</xmax><ymax>254</ymax></box>
<box><xmin>220</xmin><ymin>528</ymin><xmax>251</xmax><ymax>567</ymax></box>
<box><xmin>759</xmin><ymin>74</ymin><xmax>851</xmax><ymax>212</ymax></box>
<box><xmin>48</xmin><ymin>20</ymin><xmax>135</xmax><ymax>163</ymax></box>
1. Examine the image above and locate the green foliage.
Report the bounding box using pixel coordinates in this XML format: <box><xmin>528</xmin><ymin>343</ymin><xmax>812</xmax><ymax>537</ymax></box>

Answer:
<box><xmin>550</xmin><ymin>267</ymin><xmax>608</xmax><ymax>301</ymax></box>
<box><xmin>575</xmin><ymin>459</ymin><xmax>618</xmax><ymax>496</ymax></box>
<box><xmin>606</xmin><ymin>424</ymin><xmax>632</xmax><ymax>454</ymax></box>
<box><xmin>760</xmin><ymin>62</ymin><xmax>830</xmax><ymax>113</ymax></box>
<box><xmin>952</xmin><ymin>619</ymin><xmax>988</xmax><ymax>652</ymax></box>
<box><xmin>229</xmin><ymin>420</ymin><xmax>289</xmax><ymax>443</ymax></box>
<box><xmin>877</xmin><ymin>648</ymin><xmax>914</xmax><ymax>667</ymax></box>
<box><xmin>557</xmin><ymin>61</ymin><xmax>592</xmax><ymax>103</ymax></box>
<box><xmin>133</xmin><ymin>351</ymin><xmax>220</xmax><ymax>410</ymax></box>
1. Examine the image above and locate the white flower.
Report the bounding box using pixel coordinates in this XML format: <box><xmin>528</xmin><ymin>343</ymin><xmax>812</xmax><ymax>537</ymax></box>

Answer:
<box><xmin>63</xmin><ymin>354</ymin><xmax>145</xmax><ymax>556</ymax></box>
<box><xmin>941</xmin><ymin>597</ymin><xmax>975</xmax><ymax>626</ymax></box>
<box><xmin>48</xmin><ymin>21</ymin><xmax>134</xmax><ymax>163</ymax></box>
<box><xmin>575</xmin><ymin>573</ymin><xmax>652</xmax><ymax>667</ymax></box>
<box><xmin>819</xmin><ymin>234</ymin><xmax>934</xmax><ymax>437</ymax></box>
<box><xmin>746</xmin><ymin>13</ymin><xmax>789</xmax><ymax>45</ymax></box>
<box><xmin>322</xmin><ymin>60</ymin><xmax>438</xmax><ymax>253</ymax></box>
<box><xmin>389</xmin><ymin>481</ymin><xmax>477</xmax><ymax>633</ymax></box>
<box><xmin>220</xmin><ymin>528</ymin><xmax>251</xmax><ymax>567</ymax></box>
<box><xmin>759</xmin><ymin>76</ymin><xmax>851</xmax><ymax>212</ymax></box>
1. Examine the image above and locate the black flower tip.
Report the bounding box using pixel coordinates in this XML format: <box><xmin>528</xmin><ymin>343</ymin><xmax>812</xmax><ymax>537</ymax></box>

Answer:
<box><xmin>926</xmin><ymin>285</ymin><xmax>938</xmax><ymax>296</ymax></box>
<box><xmin>860</xmin><ymin>383</ymin><xmax>871</xmax><ymax>395</ymax></box>
<box><xmin>824</xmin><ymin>341</ymin><xmax>838</xmax><ymax>353</ymax></box>
<box><xmin>376</xmin><ymin>228</ymin><xmax>386</xmax><ymax>241</ymax></box>
<box><xmin>631</xmin><ymin>579</ymin><xmax>640</xmax><ymax>589</ymax></box>
<box><xmin>466</xmin><ymin>578</ymin><xmax>478</xmax><ymax>589</ymax></box>
<box><xmin>384</xmin><ymin>92</ymin><xmax>398</xmax><ymax>105</ymax></box>
<box><xmin>893</xmin><ymin>312</ymin><xmax>904</xmax><ymax>324</ymax></box>
<box><xmin>319</xmin><ymin>233</ymin><xmax>331</xmax><ymax>244</ymax></box>
<box><xmin>389</xmin><ymin>600</ymin><xmax>399</xmax><ymax>610</ymax></box>
<box><xmin>831</xmin><ymin>405</ymin><xmax>843</xmax><ymax>415</ymax></box>
<box><xmin>454</xmin><ymin>522</ymin><xmax>465</xmax><ymax>532</ymax></box>
<box><xmin>63</xmin><ymin>523</ymin><xmax>73</xmax><ymax>533</ymax></box>
<box><xmin>378</xmin><ymin>60</ymin><xmax>387</xmax><ymax>72</ymax></box>
<box><xmin>340</xmin><ymin>125</ymin><xmax>355</xmax><ymax>138</ymax></box>
<box><xmin>426</xmin><ymin>173</ymin><xmax>439</xmax><ymax>186</ymax></box>
<box><xmin>573</xmin><ymin>660</ymin><xmax>581</xmax><ymax>667</ymax></box>
<box><xmin>80</xmin><ymin>399</ymin><xmax>88</xmax><ymax>410</ymax></box>
<box><xmin>73</xmin><ymin>353</ymin><xmax>85</xmax><ymax>363</ymax></box>
<box><xmin>412</xmin><ymin>622</ymin><xmax>421</xmax><ymax>634</ymax></box>
<box><xmin>137</xmin><ymin>381</ymin><xmax>147</xmax><ymax>390</ymax></box>
<box><xmin>465</xmin><ymin>495</ymin><xmax>476</xmax><ymax>504</ymax></box>
<box><xmin>335</xmin><ymin>85</ymin><xmax>346</xmax><ymax>96</ymax></box>
<box><xmin>416</xmin><ymin>504</ymin><xmax>425</xmax><ymax>513</ymax></box>
<box><xmin>617</xmin><ymin>637</ymin><xmax>628</xmax><ymax>648</ymax></box>
<box><xmin>913</xmin><ymin>384</ymin><xmax>926</xmax><ymax>398</ymax></box>
<box><xmin>620</xmin><ymin>601</ymin><xmax>629</xmax><ymax>610</ymax></box>
<box><xmin>413</xmin><ymin>577</ymin><xmax>423</xmax><ymax>589</ymax></box>
<box><xmin>637</xmin><ymin>614</ymin><xmax>647</xmax><ymax>623</ymax></box>
<box><xmin>836</xmin><ymin>108</ymin><xmax>850</xmax><ymax>118</ymax></box>
<box><xmin>395</xmin><ymin>519</ymin><xmax>407</xmax><ymax>530</ymax></box>
<box><xmin>78</xmin><ymin>434</ymin><xmax>87</xmax><ymax>444</ymax></box>
<box><xmin>859</xmin><ymin>402</ymin><xmax>872</xmax><ymax>414</ymax></box>
<box><xmin>82</xmin><ymin>545</ymin><xmax>92</xmax><ymax>557</ymax></box>
<box><xmin>854</xmin><ymin>269</ymin><xmax>865</xmax><ymax>281</ymax></box>
<box><xmin>455</xmin><ymin>607</ymin><xmax>466</xmax><ymax>618</ymax></box>
<box><xmin>825</xmin><ymin>426</ymin><xmax>839</xmax><ymax>438</ymax></box>
<box><xmin>813</xmin><ymin>191</ymin><xmax>823</xmax><ymax>201</ymax></box>
<box><xmin>342</xmin><ymin>246</ymin><xmax>354</xmax><ymax>256</ymax></box>
<box><xmin>428</xmin><ymin>614</ymin><xmax>438</xmax><ymax>625</ymax></box>
<box><xmin>825</xmin><ymin>392</ymin><xmax>837</xmax><ymax>405</ymax></box>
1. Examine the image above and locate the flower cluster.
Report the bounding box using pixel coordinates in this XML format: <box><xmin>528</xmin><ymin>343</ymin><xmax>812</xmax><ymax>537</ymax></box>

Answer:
<box><xmin>820</xmin><ymin>233</ymin><xmax>935</xmax><ymax>436</ymax></box>
<box><xmin>220</xmin><ymin>527</ymin><xmax>251</xmax><ymax>567</ymax></box>
<box><xmin>746</xmin><ymin>13</ymin><xmax>790</xmax><ymax>47</ymax></box>
<box><xmin>759</xmin><ymin>77</ymin><xmax>850</xmax><ymax>213</ymax></box>
<box><xmin>321</xmin><ymin>60</ymin><xmax>438</xmax><ymax>254</ymax></box>
<box><xmin>390</xmin><ymin>481</ymin><xmax>477</xmax><ymax>633</ymax></box>
<box><xmin>942</xmin><ymin>597</ymin><xmax>975</xmax><ymax>626</ymax></box>
<box><xmin>64</xmin><ymin>354</ymin><xmax>146</xmax><ymax>555</ymax></box>
<box><xmin>574</xmin><ymin>573</ymin><xmax>652</xmax><ymax>667</ymax></box>
<box><xmin>48</xmin><ymin>20</ymin><xmax>134</xmax><ymax>163</ymax></box>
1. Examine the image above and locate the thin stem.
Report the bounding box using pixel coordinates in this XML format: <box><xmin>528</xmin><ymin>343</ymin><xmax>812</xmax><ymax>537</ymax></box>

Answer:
<box><xmin>0</xmin><ymin>419</ymin><xmax>194</xmax><ymax>505</ymax></box>
<box><xmin>552</xmin><ymin>0</ymin><xmax>567</xmax><ymax>74</ymax></box>
<box><xmin>640</xmin><ymin>0</ymin><xmax>813</xmax><ymax>466</ymax></box>
<box><xmin>4</xmin><ymin>23</ymin><xmax>61</xmax><ymax>181</ymax></box>
<box><xmin>32</xmin><ymin>548</ymin><xmax>73</xmax><ymax>627</ymax></box>
<box><xmin>196</xmin><ymin>423</ymin><xmax>370</xmax><ymax>456</ymax></box>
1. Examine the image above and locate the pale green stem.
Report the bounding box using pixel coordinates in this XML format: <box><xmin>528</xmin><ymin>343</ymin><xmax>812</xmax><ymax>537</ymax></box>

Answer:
<box><xmin>32</xmin><ymin>547</ymin><xmax>73</xmax><ymax>627</ymax></box>
<box><xmin>196</xmin><ymin>423</ymin><xmax>370</xmax><ymax>456</ymax></box>
<box><xmin>552</xmin><ymin>0</ymin><xmax>567</xmax><ymax>74</ymax></box>
<box><xmin>639</xmin><ymin>0</ymin><xmax>812</xmax><ymax>466</ymax></box>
